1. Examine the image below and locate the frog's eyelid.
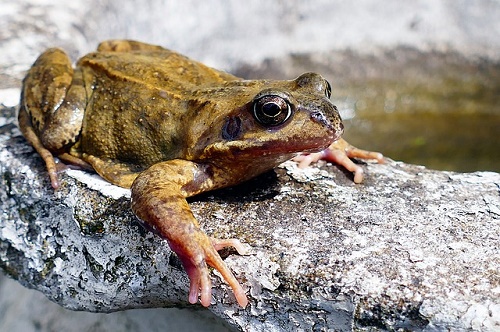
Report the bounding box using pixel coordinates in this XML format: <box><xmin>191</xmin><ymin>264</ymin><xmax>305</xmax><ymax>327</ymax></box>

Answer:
<box><xmin>252</xmin><ymin>89</ymin><xmax>292</xmax><ymax>103</ymax></box>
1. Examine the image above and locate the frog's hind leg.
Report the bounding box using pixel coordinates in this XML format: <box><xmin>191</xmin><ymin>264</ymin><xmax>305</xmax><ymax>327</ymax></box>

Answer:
<box><xmin>22</xmin><ymin>48</ymin><xmax>86</xmax><ymax>152</ymax></box>
<box><xmin>83</xmin><ymin>154</ymin><xmax>141</xmax><ymax>188</ymax></box>
<box><xmin>18</xmin><ymin>105</ymin><xmax>60</xmax><ymax>189</ymax></box>
<box><xmin>20</xmin><ymin>48</ymin><xmax>87</xmax><ymax>188</ymax></box>
<box><xmin>22</xmin><ymin>48</ymin><xmax>73</xmax><ymax>132</ymax></box>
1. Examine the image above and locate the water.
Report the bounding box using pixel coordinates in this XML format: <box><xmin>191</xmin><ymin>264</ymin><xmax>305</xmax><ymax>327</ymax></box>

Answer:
<box><xmin>343</xmin><ymin>111</ymin><xmax>500</xmax><ymax>173</ymax></box>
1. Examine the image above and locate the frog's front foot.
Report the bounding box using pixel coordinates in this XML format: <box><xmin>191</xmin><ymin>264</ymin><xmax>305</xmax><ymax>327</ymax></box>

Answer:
<box><xmin>294</xmin><ymin>138</ymin><xmax>384</xmax><ymax>183</ymax></box>
<box><xmin>131</xmin><ymin>160</ymin><xmax>249</xmax><ymax>307</ymax></box>
<box><xmin>172</xmin><ymin>235</ymin><xmax>248</xmax><ymax>307</ymax></box>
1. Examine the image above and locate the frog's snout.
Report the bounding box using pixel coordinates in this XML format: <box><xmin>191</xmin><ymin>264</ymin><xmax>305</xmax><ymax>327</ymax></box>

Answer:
<box><xmin>310</xmin><ymin>101</ymin><xmax>344</xmax><ymax>140</ymax></box>
<box><xmin>333</xmin><ymin>121</ymin><xmax>344</xmax><ymax>141</ymax></box>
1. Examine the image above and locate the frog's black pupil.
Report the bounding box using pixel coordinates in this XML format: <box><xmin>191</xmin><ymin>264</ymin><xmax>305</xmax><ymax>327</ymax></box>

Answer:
<box><xmin>263</xmin><ymin>102</ymin><xmax>281</xmax><ymax>117</ymax></box>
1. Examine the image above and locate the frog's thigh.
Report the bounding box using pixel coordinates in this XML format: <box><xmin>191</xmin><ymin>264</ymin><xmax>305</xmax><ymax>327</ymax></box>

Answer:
<box><xmin>39</xmin><ymin>67</ymin><xmax>87</xmax><ymax>151</ymax></box>
<box><xmin>97</xmin><ymin>40</ymin><xmax>165</xmax><ymax>52</ymax></box>
<box><xmin>23</xmin><ymin>48</ymin><xmax>87</xmax><ymax>151</ymax></box>
<box><xmin>83</xmin><ymin>154</ymin><xmax>140</xmax><ymax>188</ymax></box>
<box><xmin>22</xmin><ymin>48</ymin><xmax>73</xmax><ymax>129</ymax></box>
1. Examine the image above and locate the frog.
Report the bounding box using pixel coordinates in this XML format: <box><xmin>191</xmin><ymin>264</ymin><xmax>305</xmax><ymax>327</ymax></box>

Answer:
<box><xmin>18</xmin><ymin>40</ymin><xmax>384</xmax><ymax>308</ymax></box>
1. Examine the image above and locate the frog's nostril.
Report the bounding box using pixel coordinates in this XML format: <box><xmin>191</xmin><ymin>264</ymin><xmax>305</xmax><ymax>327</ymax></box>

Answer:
<box><xmin>310</xmin><ymin>101</ymin><xmax>342</xmax><ymax>127</ymax></box>
<box><xmin>308</xmin><ymin>102</ymin><xmax>344</xmax><ymax>141</ymax></box>
<box><xmin>310</xmin><ymin>111</ymin><xmax>329</xmax><ymax>126</ymax></box>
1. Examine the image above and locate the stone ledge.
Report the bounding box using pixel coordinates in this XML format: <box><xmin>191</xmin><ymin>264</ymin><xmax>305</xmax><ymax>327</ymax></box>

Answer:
<box><xmin>1</xmin><ymin>104</ymin><xmax>499</xmax><ymax>331</ymax></box>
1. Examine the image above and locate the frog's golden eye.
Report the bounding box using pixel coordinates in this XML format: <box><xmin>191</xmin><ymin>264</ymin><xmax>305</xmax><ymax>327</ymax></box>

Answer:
<box><xmin>325</xmin><ymin>80</ymin><xmax>332</xmax><ymax>99</ymax></box>
<box><xmin>253</xmin><ymin>95</ymin><xmax>292</xmax><ymax>127</ymax></box>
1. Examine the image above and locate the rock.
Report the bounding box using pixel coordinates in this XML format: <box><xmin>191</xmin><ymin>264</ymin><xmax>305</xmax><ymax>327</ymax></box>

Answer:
<box><xmin>1</xmin><ymin>102</ymin><xmax>499</xmax><ymax>331</ymax></box>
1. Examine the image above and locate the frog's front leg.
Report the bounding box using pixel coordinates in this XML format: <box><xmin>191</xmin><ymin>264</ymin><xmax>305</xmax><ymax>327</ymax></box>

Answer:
<box><xmin>294</xmin><ymin>138</ymin><xmax>385</xmax><ymax>183</ymax></box>
<box><xmin>131</xmin><ymin>160</ymin><xmax>248</xmax><ymax>308</ymax></box>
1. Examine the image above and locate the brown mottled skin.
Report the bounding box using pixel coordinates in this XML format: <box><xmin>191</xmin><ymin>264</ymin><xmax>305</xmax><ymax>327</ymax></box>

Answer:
<box><xmin>18</xmin><ymin>40</ymin><xmax>383</xmax><ymax>308</ymax></box>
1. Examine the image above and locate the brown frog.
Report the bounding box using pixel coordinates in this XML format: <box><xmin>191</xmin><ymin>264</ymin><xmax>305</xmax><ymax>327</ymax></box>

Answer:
<box><xmin>18</xmin><ymin>40</ymin><xmax>383</xmax><ymax>308</ymax></box>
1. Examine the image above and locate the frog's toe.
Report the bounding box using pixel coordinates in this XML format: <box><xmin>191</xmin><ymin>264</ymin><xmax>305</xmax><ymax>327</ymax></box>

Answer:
<box><xmin>188</xmin><ymin>273</ymin><xmax>200</xmax><ymax>304</ymax></box>
<box><xmin>293</xmin><ymin>152</ymin><xmax>323</xmax><ymax>168</ymax></box>
<box><xmin>211</xmin><ymin>238</ymin><xmax>249</xmax><ymax>255</ymax></box>
<box><xmin>185</xmin><ymin>262</ymin><xmax>212</xmax><ymax>307</ymax></box>
<box><xmin>204</xmin><ymin>240</ymin><xmax>249</xmax><ymax>308</ymax></box>
<box><xmin>329</xmin><ymin>138</ymin><xmax>385</xmax><ymax>164</ymax></box>
<box><xmin>199</xmin><ymin>273</ymin><xmax>212</xmax><ymax>307</ymax></box>
<box><xmin>345</xmin><ymin>147</ymin><xmax>385</xmax><ymax>164</ymax></box>
<box><xmin>176</xmin><ymin>234</ymin><xmax>248</xmax><ymax>307</ymax></box>
<box><xmin>294</xmin><ymin>138</ymin><xmax>384</xmax><ymax>183</ymax></box>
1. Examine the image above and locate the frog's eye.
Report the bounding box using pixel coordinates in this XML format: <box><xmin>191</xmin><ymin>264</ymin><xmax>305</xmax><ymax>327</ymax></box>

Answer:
<box><xmin>253</xmin><ymin>95</ymin><xmax>292</xmax><ymax>127</ymax></box>
<box><xmin>325</xmin><ymin>80</ymin><xmax>332</xmax><ymax>99</ymax></box>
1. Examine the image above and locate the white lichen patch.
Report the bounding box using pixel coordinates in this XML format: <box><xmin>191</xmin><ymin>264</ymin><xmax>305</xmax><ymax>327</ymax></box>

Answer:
<box><xmin>279</xmin><ymin>160</ymin><xmax>334</xmax><ymax>183</ymax></box>
<box><xmin>66</xmin><ymin>169</ymin><xmax>130</xmax><ymax>199</ymax></box>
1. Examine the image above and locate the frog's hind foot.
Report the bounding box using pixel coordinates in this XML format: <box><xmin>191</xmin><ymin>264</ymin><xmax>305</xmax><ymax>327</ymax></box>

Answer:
<box><xmin>180</xmin><ymin>235</ymin><xmax>249</xmax><ymax>308</ymax></box>
<box><xmin>18</xmin><ymin>105</ymin><xmax>60</xmax><ymax>189</ymax></box>
<box><xmin>57</xmin><ymin>152</ymin><xmax>94</xmax><ymax>171</ymax></box>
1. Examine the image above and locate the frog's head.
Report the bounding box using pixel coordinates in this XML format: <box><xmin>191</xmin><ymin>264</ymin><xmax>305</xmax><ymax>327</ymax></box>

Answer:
<box><xmin>191</xmin><ymin>73</ymin><xmax>343</xmax><ymax>166</ymax></box>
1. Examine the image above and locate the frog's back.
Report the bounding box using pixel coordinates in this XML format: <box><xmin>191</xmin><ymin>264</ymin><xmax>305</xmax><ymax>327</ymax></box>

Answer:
<box><xmin>79</xmin><ymin>49</ymin><xmax>239</xmax><ymax>92</ymax></box>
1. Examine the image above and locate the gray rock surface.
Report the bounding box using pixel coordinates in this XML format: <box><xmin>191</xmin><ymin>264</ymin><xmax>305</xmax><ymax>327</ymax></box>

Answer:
<box><xmin>1</xmin><ymin>102</ymin><xmax>499</xmax><ymax>331</ymax></box>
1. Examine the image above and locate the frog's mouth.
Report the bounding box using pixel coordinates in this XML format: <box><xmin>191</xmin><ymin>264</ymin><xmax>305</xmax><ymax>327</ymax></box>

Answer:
<box><xmin>203</xmin><ymin>127</ymin><xmax>340</xmax><ymax>161</ymax></box>
<box><xmin>259</xmin><ymin>131</ymin><xmax>341</xmax><ymax>156</ymax></box>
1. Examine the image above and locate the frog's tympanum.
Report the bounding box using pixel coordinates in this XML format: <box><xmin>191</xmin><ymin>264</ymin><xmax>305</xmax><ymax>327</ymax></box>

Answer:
<box><xmin>19</xmin><ymin>40</ymin><xmax>383</xmax><ymax>308</ymax></box>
